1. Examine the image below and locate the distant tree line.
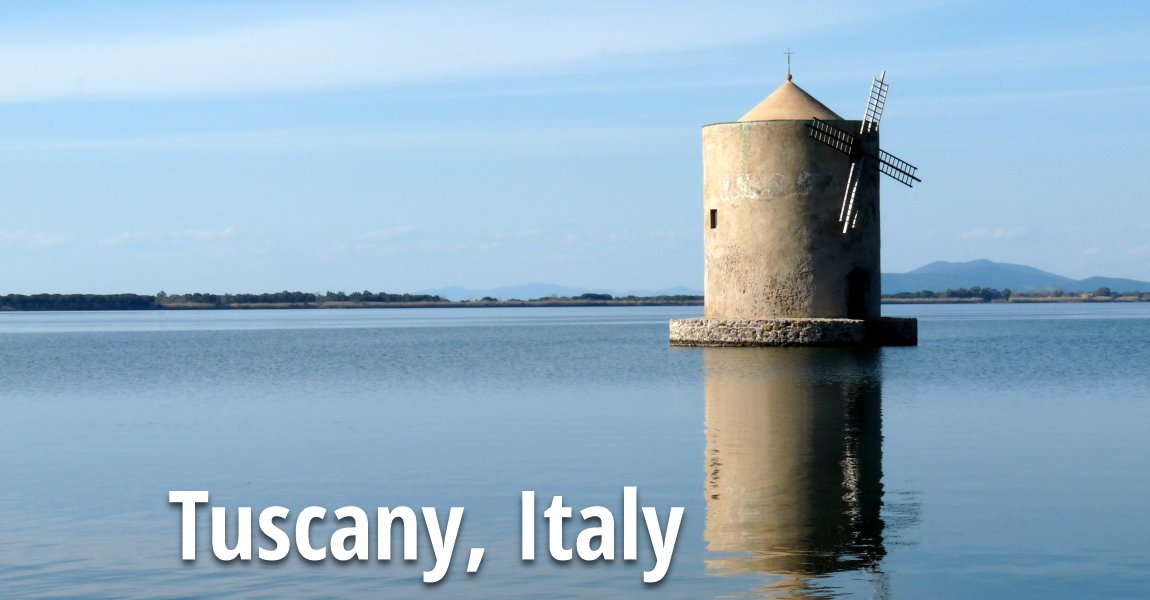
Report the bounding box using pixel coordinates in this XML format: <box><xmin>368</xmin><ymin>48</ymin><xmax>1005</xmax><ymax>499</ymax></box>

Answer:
<box><xmin>0</xmin><ymin>290</ymin><xmax>704</xmax><ymax>311</ymax></box>
<box><xmin>884</xmin><ymin>286</ymin><xmax>1145</xmax><ymax>301</ymax></box>
<box><xmin>617</xmin><ymin>294</ymin><xmax>702</xmax><ymax>303</ymax></box>
<box><xmin>0</xmin><ymin>290</ymin><xmax>450</xmax><ymax>311</ymax></box>
<box><xmin>884</xmin><ymin>287</ymin><xmax>1013</xmax><ymax>301</ymax></box>
<box><xmin>526</xmin><ymin>293</ymin><xmax>617</xmax><ymax>302</ymax></box>
<box><xmin>321</xmin><ymin>291</ymin><xmax>445</xmax><ymax>303</ymax></box>
<box><xmin>0</xmin><ymin>293</ymin><xmax>156</xmax><ymax>311</ymax></box>
<box><xmin>525</xmin><ymin>293</ymin><xmax>702</xmax><ymax>304</ymax></box>
<box><xmin>159</xmin><ymin>290</ymin><xmax>448</xmax><ymax>306</ymax></box>
<box><xmin>159</xmin><ymin>291</ymin><xmax>320</xmax><ymax>306</ymax></box>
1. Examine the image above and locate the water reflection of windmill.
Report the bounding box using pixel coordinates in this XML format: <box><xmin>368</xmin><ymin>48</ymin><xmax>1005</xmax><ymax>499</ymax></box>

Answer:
<box><xmin>807</xmin><ymin>71</ymin><xmax>921</xmax><ymax>233</ymax></box>
<box><xmin>702</xmin><ymin>347</ymin><xmax>916</xmax><ymax>597</ymax></box>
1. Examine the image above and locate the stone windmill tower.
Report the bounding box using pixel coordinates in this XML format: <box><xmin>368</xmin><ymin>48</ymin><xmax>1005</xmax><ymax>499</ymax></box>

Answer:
<box><xmin>671</xmin><ymin>70</ymin><xmax>919</xmax><ymax>346</ymax></box>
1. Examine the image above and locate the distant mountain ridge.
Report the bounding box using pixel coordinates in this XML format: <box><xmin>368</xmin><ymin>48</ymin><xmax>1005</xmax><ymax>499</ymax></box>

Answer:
<box><xmin>421</xmin><ymin>260</ymin><xmax>1150</xmax><ymax>301</ymax></box>
<box><xmin>882</xmin><ymin>259</ymin><xmax>1150</xmax><ymax>294</ymax></box>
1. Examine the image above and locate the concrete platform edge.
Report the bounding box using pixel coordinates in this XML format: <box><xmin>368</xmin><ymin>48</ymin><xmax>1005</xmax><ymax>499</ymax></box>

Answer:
<box><xmin>669</xmin><ymin>317</ymin><xmax>917</xmax><ymax>347</ymax></box>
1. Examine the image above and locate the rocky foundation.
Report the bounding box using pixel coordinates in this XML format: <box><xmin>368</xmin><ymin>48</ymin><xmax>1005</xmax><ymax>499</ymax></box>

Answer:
<box><xmin>669</xmin><ymin>316</ymin><xmax>917</xmax><ymax>347</ymax></box>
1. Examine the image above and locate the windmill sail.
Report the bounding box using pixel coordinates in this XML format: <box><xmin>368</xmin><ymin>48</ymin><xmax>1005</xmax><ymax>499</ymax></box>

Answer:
<box><xmin>840</xmin><ymin>159</ymin><xmax>863</xmax><ymax>232</ymax></box>
<box><xmin>809</xmin><ymin>70</ymin><xmax>919</xmax><ymax>235</ymax></box>
<box><xmin>875</xmin><ymin>149</ymin><xmax>920</xmax><ymax>187</ymax></box>
<box><xmin>861</xmin><ymin>71</ymin><xmax>888</xmax><ymax>134</ymax></box>
<box><xmin>807</xmin><ymin>118</ymin><xmax>855</xmax><ymax>156</ymax></box>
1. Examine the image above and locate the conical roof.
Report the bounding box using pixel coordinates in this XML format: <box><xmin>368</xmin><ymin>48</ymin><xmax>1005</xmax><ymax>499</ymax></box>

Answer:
<box><xmin>738</xmin><ymin>78</ymin><xmax>842</xmax><ymax>122</ymax></box>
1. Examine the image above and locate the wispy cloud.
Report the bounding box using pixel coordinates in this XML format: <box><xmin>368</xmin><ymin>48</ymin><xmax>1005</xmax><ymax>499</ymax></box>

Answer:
<box><xmin>798</xmin><ymin>27</ymin><xmax>1150</xmax><ymax>88</ymax></box>
<box><xmin>171</xmin><ymin>226</ymin><xmax>237</xmax><ymax>242</ymax></box>
<box><xmin>355</xmin><ymin>227</ymin><xmax>413</xmax><ymax>243</ymax></box>
<box><xmin>0</xmin><ymin>125</ymin><xmax>692</xmax><ymax>155</ymax></box>
<box><xmin>901</xmin><ymin>84</ymin><xmax>1150</xmax><ymax>118</ymax></box>
<box><xmin>961</xmin><ymin>226</ymin><xmax>1027</xmax><ymax>241</ymax></box>
<box><xmin>102</xmin><ymin>226</ymin><xmax>236</xmax><ymax>247</ymax></box>
<box><xmin>330</xmin><ymin>226</ymin><xmax>416</xmax><ymax>252</ymax></box>
<box><xmin>0</xmin><ymin>1</ymin><xmax>947</xmax><ymax>102</ymax></box>
<box><xmin>468</xmin><ymin>229</ymin><xmax>546</xmax><ymax>252</ymax></box>
<box><xmin>1124</xmin><ymin>244</ymin><xmax>1150</xmax><ymax>258</ymax></box>
<box><xmin>0</xmin><ymin>229</ymin><xmax>69</xmax><ymax>248</ymax></box>
<box><xmin>894</xmin><ymin>30</ymin><xmax>1149</xmax><ymax>80</ymax></box>
<box><xmin>647</xmin><ymin>229</ymin><xmax>692</xmax><ymax>241</ymax></box>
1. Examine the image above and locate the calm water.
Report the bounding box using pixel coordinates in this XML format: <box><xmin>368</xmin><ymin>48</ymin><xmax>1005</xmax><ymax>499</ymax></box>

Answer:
<box><xmin>1</xmin><ymin>304</ymin><xmax>1148</xmax><ymax>598</ymax></box>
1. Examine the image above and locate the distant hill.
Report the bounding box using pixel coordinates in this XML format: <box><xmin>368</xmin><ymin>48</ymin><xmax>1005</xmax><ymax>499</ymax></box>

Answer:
<box><xmin>882</xmin><ymin>260</ymin><xmax>1150</xmax><ymax>294</ymax></box>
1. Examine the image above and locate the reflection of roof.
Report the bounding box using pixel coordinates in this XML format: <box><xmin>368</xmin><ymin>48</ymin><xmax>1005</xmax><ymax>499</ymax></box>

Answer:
<box><xmin>738</xmin><ymin>79</ymin><xmax>843</xmax><ymax>122</ymax></box>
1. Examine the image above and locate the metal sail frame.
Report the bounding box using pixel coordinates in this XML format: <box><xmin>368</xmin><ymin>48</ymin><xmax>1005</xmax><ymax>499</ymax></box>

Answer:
<box><xmin>805</xmin><ymin>71</ymin><xmax>920</xmax><ymax>234</ymax></box>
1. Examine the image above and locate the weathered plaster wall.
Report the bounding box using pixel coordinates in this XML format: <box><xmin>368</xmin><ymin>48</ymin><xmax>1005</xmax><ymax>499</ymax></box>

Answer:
<box><xmin>702</xmin><ymin>120</ymin><xmax>881</xmax><ymax>320</ymax></box>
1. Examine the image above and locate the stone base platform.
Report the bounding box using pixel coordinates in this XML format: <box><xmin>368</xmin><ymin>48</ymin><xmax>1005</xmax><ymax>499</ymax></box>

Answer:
<box><xmin>669</xmin><ymin>316</ymin><xmax>917</xmax><ymax>347</ymax></box>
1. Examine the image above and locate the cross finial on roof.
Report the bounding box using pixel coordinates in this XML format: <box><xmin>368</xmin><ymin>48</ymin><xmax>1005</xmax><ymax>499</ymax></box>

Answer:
<box><xmin>785</xmin><ymin>48</ymin><xmax>795</xmax><ymax>81</ymax></box>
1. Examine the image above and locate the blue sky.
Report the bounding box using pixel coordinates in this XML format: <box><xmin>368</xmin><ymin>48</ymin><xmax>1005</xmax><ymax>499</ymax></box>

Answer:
<box><xmin>1</xmin><ymin>0</ymin><xmax>1148</xmax><ymax>294</ymax></box>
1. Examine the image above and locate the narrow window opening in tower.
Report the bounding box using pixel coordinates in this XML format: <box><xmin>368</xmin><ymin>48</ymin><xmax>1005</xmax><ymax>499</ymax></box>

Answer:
<box><xmin>710</xmin><ymin>209</ymin><xmax>717</xmax><ymax>229</ymax></box>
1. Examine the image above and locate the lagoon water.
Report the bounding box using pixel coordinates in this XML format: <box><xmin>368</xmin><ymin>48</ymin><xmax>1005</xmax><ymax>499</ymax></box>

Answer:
<box><xmin>1</xmin><ymin>304</ymin><xmax>1148</xmax><ymax>598</ymax></box>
